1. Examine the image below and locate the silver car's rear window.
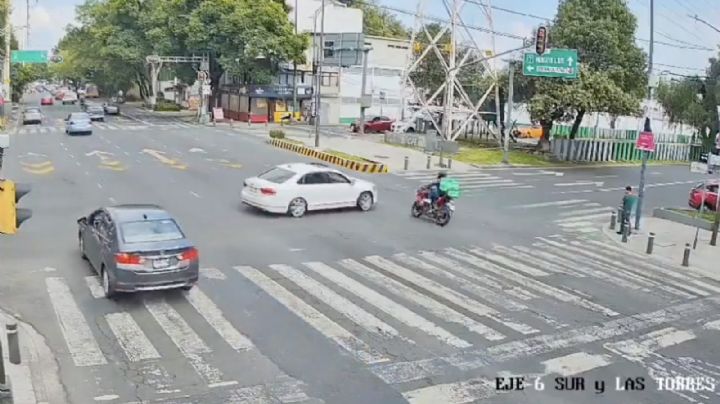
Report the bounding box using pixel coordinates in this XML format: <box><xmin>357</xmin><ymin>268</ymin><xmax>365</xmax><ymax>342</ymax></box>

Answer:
<box><xmin>258</xmin><ymin>167</ymin><xmax>295</xmax><ymax>183</ymax></box>
<box><xmin>120</xmin><ymin>219</ymin><xmax>184</xmax><ymax>243</ymax></box>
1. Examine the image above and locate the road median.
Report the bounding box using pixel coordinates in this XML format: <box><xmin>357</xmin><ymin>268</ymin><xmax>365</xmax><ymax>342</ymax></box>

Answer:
<box><xmin>267</xmin><ymin>137</ymin><xmax>389</xmax><ymax>174</ymax></box>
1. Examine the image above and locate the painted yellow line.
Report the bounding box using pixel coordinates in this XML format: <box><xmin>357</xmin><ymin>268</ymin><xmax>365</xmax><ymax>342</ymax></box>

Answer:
<box><xmin>99</xmin><ymin>160</ymin><xmax>122</xmax><ymax>167</ymax></box>
<box><xmin>23</xmin><ymin>165</ymin><xmax>55</xmax><ymax>175</ymax></box>
<box><xmin>99</xmin><ymin>164</ymin><xmax>126</xmax><ymax>171</ymax></box>
<box><xmin>171</xmin><ymin>163</ymin><xmax>188</xmax><ymax>170</ymax></box>
<box><xmin>20</xmin><ymin>160</ymin><xmax>53</xmax><ymax>169</ymax></box>
<box><xmin>222</xmin><ymin>163</ymin><xmax>243</xmax><ymax>169</ymax></box>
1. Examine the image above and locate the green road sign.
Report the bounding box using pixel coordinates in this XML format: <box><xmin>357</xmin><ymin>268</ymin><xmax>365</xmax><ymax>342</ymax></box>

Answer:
<box><xmin>523</xmin><ymin>49</ymin><xmax>579</xmax><ymax>79</ymax></box>
<box><xmin>11</xmin><ymin>50</ymin><xmax>48</xmax><ymax>64</ymax></box>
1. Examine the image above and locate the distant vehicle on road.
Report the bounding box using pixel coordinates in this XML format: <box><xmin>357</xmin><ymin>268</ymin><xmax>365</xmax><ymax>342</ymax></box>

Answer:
<box><xmin>241</xmin><ymin>163</ymin><xmax>377</xmax><ymax>218</ymax></box>
<box><xmin>77</xmin><ymin>204</ymin><xmax>199</xmax><ymax>298</ymax></box>
<box><xmin>351</xmin><ymin>116</ymin><xmax>394</xmax><ymax>133</ymax></box>
<box><xmin>65</xmin><ymin>112</ymin><xmax>93</xmax><ymax>135</ymax></box>
<box><xmin>103</xmin><ymin>103</ymin><xmax>120</xmax><ymax>115</ymax></box>
<box><xmin>86</xmin><ymin>105</ymin><xmax>105</xmax><ymax>121</ymax></box>
<box><xmin>40</xmin><ymin>95</ymin><xmax>54</xmax><ymax>105</ymax></box>
<box><xmin>22</xmin><ymin>107</ymin><xmax>43</xmax><ymax>125</ymax></box>
<box><xmin>62</xmin><ymin>92</ymin><xmax>78</xmax><ymax>105</ymax></box>
<box><xmin>689</xmin><ymin>180</ymin><xmax>719</xmax><ymax>211</ymax></box>
<box><xmin>85</xmin><ymin>84</ymin><xmax>99</xmax><ymax>98</ymax></box>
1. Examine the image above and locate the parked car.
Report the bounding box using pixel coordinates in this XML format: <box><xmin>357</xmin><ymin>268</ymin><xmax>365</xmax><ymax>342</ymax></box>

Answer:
<box><xmin>689</xmin><ymin>180</ymin><xmax>719</xmax><ymax>211</ymax></box>
<box><xmin>65</xmin><ymin>112</ymin><xmax>93</xmax><ymax>135</ymax></box>
<box><xmin>40</xmin><ymin>95</ymin><xmax>54</xmax><ymax>106</ymax></box>
<box><xmin>62</xmin><ymin>92</ymin><xmax>78</xmax><ymax>105</ymax></box>
<box><xmin>86</xmin><ymin>105</ymin><xmax>105</xmax><ymax>121</ymax></box>
<box><xmin>22</xmin><ymin>108</ymin><xmax>43</xmax><ymax>125</ymax></box>
<box><xmin>350</xmin><ymin>116</ymin><xmax>394</xmax><ymax>133</ymax></box>
<box><xmin>103</xmin><ymin>103</ymin><xmax>120</xmax><ymax>115</ymax></box>
<box><xmin>54</xmin><ymin>91</ymin><xmax>65</xmax><ymax>101</ymax></box>
<box><xmin>241</xmin><ymin>163</ymin><xmax>377</xmax><ymax>218</ymax></box>
<box><xmin>77</xmin><ymin>204</ymin><xmax>199</xmax><ymax>298</ymax></box>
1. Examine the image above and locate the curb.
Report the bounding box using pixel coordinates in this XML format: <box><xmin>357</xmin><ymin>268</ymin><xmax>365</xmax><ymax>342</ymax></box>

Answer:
<box><xmin>0</xmin><ymin>309</ymin><xmax>67</xmax><ymax>404</ymax></box>
<box><xmin>653</xmin><ymin>208</ymin><xmax>714</xmax><ymax>231</ymax></box>
<box><xmin>268</xmin><ymin>138</ymin><xmax>389</xmax><ymax>174</ymax></box>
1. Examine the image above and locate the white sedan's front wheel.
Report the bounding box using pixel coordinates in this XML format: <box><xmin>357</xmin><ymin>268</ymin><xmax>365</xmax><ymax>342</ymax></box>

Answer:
<box><xmin>357</xmin><ymin>192</ymin><xmax>373</xmax><ymax>212</ymax></box>
<box><xmin>288</xmin><ymin>198</ymin><xmax>308</xmax><ymax>218</ymax></box>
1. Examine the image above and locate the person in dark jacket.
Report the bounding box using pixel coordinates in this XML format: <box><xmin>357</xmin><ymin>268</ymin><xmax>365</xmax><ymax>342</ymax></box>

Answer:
<box><xmin>618</xmin><ymin>185</ymin><xmax>637</xmax><ymax>235</ymax></box>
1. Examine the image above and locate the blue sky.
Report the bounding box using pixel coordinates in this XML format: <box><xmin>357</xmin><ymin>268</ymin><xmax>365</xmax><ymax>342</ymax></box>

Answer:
<box><xmin>15</xmin><ymin>0</ymin><xmax>720</xmax><ymax>76</ymax></box>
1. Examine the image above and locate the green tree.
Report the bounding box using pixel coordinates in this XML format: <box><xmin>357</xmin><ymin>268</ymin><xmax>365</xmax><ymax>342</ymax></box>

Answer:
<box><xmin>344</xmin><ymin>0</ymin><xmax>407</xmax><ymax>38</ymax></box>
<box><xmin>523</xmin><ymin>0</ymin><xmax>647</xmax><ymax>144</ymax></box>
<box><xmin>656</xmin><ymin>76</ymin><xmax>712</xmax><ymax>145</ymax></box>
<box><xmin>11</xmin><ymin>64</ymin><xmax>49</xmax><ymax>101</ymax></box>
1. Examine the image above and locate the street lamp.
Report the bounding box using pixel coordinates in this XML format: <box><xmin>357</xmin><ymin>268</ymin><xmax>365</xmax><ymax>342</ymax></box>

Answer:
<box><xmin>313</xmin><ymin>0</ymin><xmax>326</xmax><ymax>148</ymax></box>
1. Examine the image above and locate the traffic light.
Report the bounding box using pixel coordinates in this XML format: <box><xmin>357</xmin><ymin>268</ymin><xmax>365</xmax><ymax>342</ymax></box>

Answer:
<box><xmin>535</xmin><ymin>26</ymin><xmax>548</xmax><ymax>55</ymax></box>
<box><xmin>0</xmin><ymin>179</ymin><xmax>32</xmax><ymax>235</ymax></box>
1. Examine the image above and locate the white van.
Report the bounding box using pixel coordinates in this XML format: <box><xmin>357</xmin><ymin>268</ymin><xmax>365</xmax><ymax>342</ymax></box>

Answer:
<box><xmin>62</xmin><ymin>92</ymin><xmax>78</xmax><ymax>105</ymax></box>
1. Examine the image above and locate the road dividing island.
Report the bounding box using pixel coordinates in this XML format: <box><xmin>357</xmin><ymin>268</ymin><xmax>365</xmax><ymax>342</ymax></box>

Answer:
<box><xmin>268</xmin><ymin>137</ymin><xmax>389</xmax><ymax>174</ymax></box>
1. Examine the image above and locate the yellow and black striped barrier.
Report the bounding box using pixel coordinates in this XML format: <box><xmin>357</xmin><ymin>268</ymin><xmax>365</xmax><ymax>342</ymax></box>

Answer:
<box><xmin>269</xmin><ymin>138</ymin><xmax>389</xmax><ymax>174</ymax></box>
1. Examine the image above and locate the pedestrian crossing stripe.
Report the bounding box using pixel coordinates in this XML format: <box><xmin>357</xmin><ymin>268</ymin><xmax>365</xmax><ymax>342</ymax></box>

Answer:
<box><xmin>41</xmin><ymin>240</ymin><xmax>720</xmax><ymax>402</ymax></box>
<box><xmin>394</xmin><ymin>170</ymin><xmax>532</xmax><ymax>191</ymax></box>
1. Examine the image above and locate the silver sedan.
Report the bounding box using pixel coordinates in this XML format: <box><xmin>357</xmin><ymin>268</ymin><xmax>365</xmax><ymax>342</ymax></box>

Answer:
<box><xmin>78</xmin><ymin>204</ymin><xmax>200</xmax><ymax>298</ymax></box>
<box><xmin>22</xmin><ymin>108</ymin><xmax>43</xmax><ymax>125</ymax></box>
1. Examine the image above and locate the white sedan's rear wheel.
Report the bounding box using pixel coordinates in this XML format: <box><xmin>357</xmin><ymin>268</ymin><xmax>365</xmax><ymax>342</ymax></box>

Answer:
<box><xmin>288</xmin><ymin>198</ymin><xmax>307</xmax><ymax>218</ymax></box>
<box><xmin>357</xmin><ymin>192</ymin><xmax>373</xmax><ymax>211</ymax></box>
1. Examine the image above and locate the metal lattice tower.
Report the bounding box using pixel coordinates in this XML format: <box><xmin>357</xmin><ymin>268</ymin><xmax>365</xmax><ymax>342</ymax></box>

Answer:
<box><xmin>400</xmin><ymin>0</ymin><xmax>502</xmax><ymax>141</ymax></box>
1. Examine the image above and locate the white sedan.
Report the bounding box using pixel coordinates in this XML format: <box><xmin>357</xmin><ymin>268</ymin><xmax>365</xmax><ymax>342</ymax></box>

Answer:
<box><xmin>241</xmin><ymin>163</ymin><xmax>378</xmax><ymax>217</ymax></box>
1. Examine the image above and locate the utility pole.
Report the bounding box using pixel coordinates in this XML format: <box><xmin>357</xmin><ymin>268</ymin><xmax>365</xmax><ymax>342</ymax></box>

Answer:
<box><xmin>358</xmin><ymin>48</ymin><xmax>369</xmax><ymax>135</ymax></box>
<box><xmin>503</xmin><ymin>60</ymin><xmax>514</xmax><ymax>165</ymax></box>
<box><xmin>292</xmin><ymin>0</ymin><xmax>298</xmax><ymax>122</ymax></box>
<box><xmin>635</xmin><ymin>0</ymin><xmax>654</xmax><ymax>231</ymax></box>
<box><xmin>314</xmin><ymin>0</ymin><xmax>325</xmax><ymax>148</ymax></box>
<box><xmin>25</xmin><ymin>0</ymin><xmax>29</xmax><ymax>48</ymax></box>
<box><xmin>3</xmin><ymin>0</ymin><xmax>11</xmax><ymax>107</ymax></box>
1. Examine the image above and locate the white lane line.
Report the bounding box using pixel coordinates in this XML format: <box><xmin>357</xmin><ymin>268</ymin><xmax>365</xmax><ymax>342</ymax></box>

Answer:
<box><xmin>183</xmin><ymin>288</ymin><xmax>255</xmax><ymax>352</ymax></box>
<box><xmin>403</xmin><ymin>378</ymin><xmax>495</xmax><ymax>404</ymax></box>
<box><xmin>45</xmin><ymin>277</ymin><xmax>107</xmax><ymax>366</ymax></box>
<box><xmin>558</xmin><ymin>207</ymin><xmax>612</xmax><ymax>217</ymax></box>
<box><xmin>190</xmin><ymin>191</ymin><xmax>201</xmax><ymax>198</ymax></box>
<box><xmin>270</xmin><ymin>264</ymin><xmax>405</xmax><ymax>340</ymax></box>
<box><xmin>542</xmin><ymin>352</ymin><xmax>612</xmax><ymax>377</ymax></box>
<box><xmin>445</xmin><ymin>248</ymin><xmax>619</xmax><ymax>317</ymax></box>
<box><xmin>704</xmin><ymin>319</ymin><xmax>720</xmax><ymax>331</ymax></box>
<box><xmin>557</xmin><ymin>221</ymin><xmax>596</xmax><ymax>228</ymax></box>
<box><xmin>75</xmin><ymin>161</ymin><xmax>81</xmax><ymax>167</ymax></box>
<box><xmin>493</xmin><ymin>245</ymin><xmax>579</xmax><ymax>276</ymax></box>
<box><xmin>585</xmin><ymin>239</ymin><xmax>720</xmax><ymax>292</ymax></box>
<box><xmin>105</xmin><ymin>312</ymin><xmax>161</xmax><ymax>361</ymax></box>
<box><xmin>327</xmin><ymin>260</ymin><xmax>506</xmax><ymax>340</ymax></box>
<box><xmin>418</xmin><ymin>251</ymin><xmax>536</xmax><ymax>301</ymax></box>
<box><xmin>371</xmin><ymin>297</ymin><xmax>720</xmax><ymax>386</ymax></box>
<box><xmin>93</xmin><ymin>395</ymin><xmax>119</xmax><ymax>401</ymax></box>
<box><xmin>144</xmin><ymin>298</ymin><xmax>225</xmax><ymax>385</ymax></box>
<box><xmin>540</xmin><ymin>238</ymin><xmax>707</xmax><ymax>298</ymax></box>
<box><xmin>326</xmin><ymin>260</ymin><xmax>472</xmax><ymax>348</ymax></box>
<box><xmin>554</xmin><ymin>181</ymin><xmax>603</xmax><ymax>187</ymax></box>
<box><xmin>222</xmin><ymin>377</ymin><xmax>315</xmax><ymax>403</ymax></box>
<box><xmin>392</xmin><ymin>254</ymin><xmax>540</xmax><ymax>335</ymax></box>
<box><xmin>97</xmin><ymin>183</ymin><xmax>103</xmax><ymax>189</ymax></box>
<box><xmin>604</xmin><ymin>327</ymin><xmax>696</xmax><ymax>362</ymax></box>
<box><xmin>84</xmin><ymin>276</ymin><xmax>105</xmax><ymax>299</ymax></box>
<box><xmin>367</xmin><ymin>255</ymin><xmax>536</xmax><ymax>336</ymax></box>
<box><xmin>554</xmin><ymin>213</ymin><xmax>613</xmax><ymax>223</ymax></box>
<box><xmin>108</xmin><ymin>197</ymin><xmax>116</xmax><ymax>203</ymax></box>
<box><xmin>462</xmin><ymin>182</ymin><xmax>525</xmax><ymax>189</ymax></box>
<box><xmin>469</xmin><ymin>247</ymin><xmax>549</xmax><ymax>277</ymax></box>
<box><xmin>200</xmin><ymin>267</ymin><xmax>227</xmax><ymax>280</ymax></box>
<box><xmin>511</xmin><ymin>199</ymin><xmax>587</xmax><ymax>209</ymax></box>
<box><xmin>235</xmin><ymin>266</ymin><xmax>389</xmax><ymax>364</ymax></box>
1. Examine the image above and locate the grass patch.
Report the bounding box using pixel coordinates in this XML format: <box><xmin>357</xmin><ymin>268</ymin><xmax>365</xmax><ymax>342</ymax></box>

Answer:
<box><xmin>454</xmin><ymin>146</ymin><xmax>561</xmax><ymax>166</ymax></box>
<box><xmin>668</xmin><ymin>208</ymin><xmax>719</xmax><ymax>223</ymax></box>
<box><xmin>324</xmin><ymin>149</ymin><xmax>370</xmax><ymax>163</ymax></box>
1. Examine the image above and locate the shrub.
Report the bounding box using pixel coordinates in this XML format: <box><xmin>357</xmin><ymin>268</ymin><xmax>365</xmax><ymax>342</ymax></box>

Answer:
<box><xmin>269</xmin><ymin>129</ymin><xmax>286</xmax><ymax>139</ymax></box>
<box><xmin>154</xmin><ymin>99</ymin><xmax>181</xmax><ymax>111</ymax></box>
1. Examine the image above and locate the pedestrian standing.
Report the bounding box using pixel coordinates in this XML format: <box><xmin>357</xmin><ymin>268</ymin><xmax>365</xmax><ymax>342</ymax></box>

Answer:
<box><xmin>618</xmin><ymin>186</ymin><xmax>638</xmax><ymax>235</ymax></box>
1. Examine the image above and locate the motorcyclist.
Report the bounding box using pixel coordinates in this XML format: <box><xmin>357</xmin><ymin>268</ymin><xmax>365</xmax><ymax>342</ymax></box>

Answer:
<box><xmin>421</xmin><ymin>172</ymin><xmax>447</xmax><ymax>210</ymax></box>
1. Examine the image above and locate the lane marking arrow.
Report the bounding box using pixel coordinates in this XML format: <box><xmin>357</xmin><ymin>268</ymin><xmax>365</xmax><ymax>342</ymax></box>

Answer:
<box><xmin>86</xmin><ymin>150</ymin><xmax>114</xmax><ymax>157</ymax></box>
<box><xmin>567</xmin><ymin>57</ymin><xmax>574</xmax><ymax>66</ymax></box>
<box><xmin>141</xmin><ymin>149</ymin><xmax>187</xmax><ymax>170</ymax></box>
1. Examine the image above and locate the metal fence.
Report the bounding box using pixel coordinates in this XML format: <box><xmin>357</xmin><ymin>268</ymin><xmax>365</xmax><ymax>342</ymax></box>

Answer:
<box><xmin>550</xmin><ymin>138</ymin><xmax>693</xmax><ymax>162</ymax></box>
<box><xmin>551</xmin><ymin>124</ymin><xmax>693</xmax><ymax>144</ymax></box>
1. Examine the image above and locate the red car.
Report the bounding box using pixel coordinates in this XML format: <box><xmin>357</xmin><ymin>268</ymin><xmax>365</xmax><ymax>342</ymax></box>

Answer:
<box><xmin>689</xmin><ymin>181</ymin><xmax>719</xmax><ymax>211</ymax></box>
<box><xmin>40</xmin><ymin>96</ymin><xmax>54</xmax><ymax>105</ymax></box>
<box><xmin>350</xmin><ymin>116</ymin><xmax>394</xmax><ymax>133</ymax></box>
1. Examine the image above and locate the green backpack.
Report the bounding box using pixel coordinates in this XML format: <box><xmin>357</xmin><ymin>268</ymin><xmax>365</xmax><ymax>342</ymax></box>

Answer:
<box><xmin>439</xmin><ymin>178</ymin><xmax>461</xmax><ymax>199</ymax></box>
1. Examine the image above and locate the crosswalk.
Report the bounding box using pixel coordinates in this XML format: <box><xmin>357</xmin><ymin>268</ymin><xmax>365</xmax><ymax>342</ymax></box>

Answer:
<box><xmin>37</xmin><ymin>235</ymin><xmax>720</xmax><ymax>403</ymax></box>
<box><xmin>394</xmin><ymin>169</ymin><xmax>532</xmax><ymax>193</ymax></box>
<box><xmin>512</xmin><ymin>198</ymin><xmax>616</xmax><ymax>234</ymax></box>
<box><xmin>18</xmin><ymin>121</ymin><xmax>198</xmax><ymax>134</ymax></box>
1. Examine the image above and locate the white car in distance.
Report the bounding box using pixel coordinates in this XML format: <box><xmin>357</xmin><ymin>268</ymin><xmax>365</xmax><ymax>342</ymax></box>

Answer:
<box><xmin>242</xmin><ymin>163</ymin><xmax>378</xmax><ymax>218</ymax></box>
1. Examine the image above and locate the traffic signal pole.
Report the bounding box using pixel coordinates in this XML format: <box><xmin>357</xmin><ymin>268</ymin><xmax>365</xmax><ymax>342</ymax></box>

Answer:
<box><xmin>3</xmin><ymin>0</ymin><xmax>11</xmax><ymax>108</ymax></box>
<box><xmin>635</xmin><ymin>0</ymin><xmax>654</xmax><ymax>231</ymax></box>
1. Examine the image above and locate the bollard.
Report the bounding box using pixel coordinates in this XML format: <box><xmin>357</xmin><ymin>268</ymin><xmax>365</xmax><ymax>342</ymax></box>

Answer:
<box><xmin>609</xmin><ymin>211</ymin><xmax>617</xmax><ymax>230</ymax></box>
<box><xmin>0</xmin><ymin>326</ymin><xmax>6</xmax><ymax>388</ymax></box>
<box><xmin>682</xmin><ymin>243</ymin><xmax>691</xmax><ymax>267</ymax></box>
<box><xmin>448</xmin><ymin>158</ymin><xmax>452</xmax><ymax>169</ymax></box>
<box><xmin>621</xmin><ymin>225</ymin><xmax>628</xmax><ymax>243</ymax></box>
<box><xmin>404</xmin><ymin>156</ymin><xmax>409</xmax><ymax>171</ymax></box>
<box><xmin>426</xmin><ymin>155</ymin><xmax>431</xmax><ymax>169</ymax></box>
<box><xmin>646</xmin><ymin>232</ymin><xmax>655</xmax><ymax>255</ymax></box>
<box><xmin>6</xmin><ymin>323</ymin><xmax>19</xmax><ymax>365</ymax></box>
<box><xmin>230</xmin><ymin>119</ymin><xmax>234</xmax><ymax>127</ymax></box>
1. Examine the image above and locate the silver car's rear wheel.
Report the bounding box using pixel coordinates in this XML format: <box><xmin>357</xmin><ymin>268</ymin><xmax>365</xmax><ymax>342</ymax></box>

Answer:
<box><xmin>288</xmin><ymin>198</ymin><xmax>307</xmax><ymax>218</ymax></box>
<box><xmin>79</xmin><ymin>235</ymin><xmax>87</xmax><ymax>260</ymax></box>
<box><xmin>357</xmin><ymin>192</ymin><xmax>373</xmax><ymax>211</ymax></box>
<box><xmin>102</xmin><ymin>268</ymin><xmax>116</xmax><ymax>298</ymax></box>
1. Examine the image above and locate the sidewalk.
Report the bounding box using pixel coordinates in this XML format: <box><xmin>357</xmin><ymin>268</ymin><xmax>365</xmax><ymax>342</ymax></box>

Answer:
<box><xmin>0</xmin><ymin>309</ymin><xmax>66</xmax><ymax>404</ymax></box>
<box><xmin>602</xmin><ymin>216</ymin><xmax>719</xmax><ymax>277</ymax></box>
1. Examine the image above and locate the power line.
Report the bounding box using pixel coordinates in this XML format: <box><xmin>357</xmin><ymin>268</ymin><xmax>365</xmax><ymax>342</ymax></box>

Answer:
<box><xmin>655</xmin><ymin>62</ymin><xmax>705</xmax><ymax>72</ymax></box>
<box><xmin>636</xmin><ymin>37</ymin><xmax>712</xmax><ymax>51</ymax></box>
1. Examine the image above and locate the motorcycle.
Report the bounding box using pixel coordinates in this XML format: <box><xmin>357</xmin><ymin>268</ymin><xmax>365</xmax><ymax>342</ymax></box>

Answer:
<box><xmin>411</xmin><ymin>187</ymin><xmax>455</xmax><ymax>226</ymax></box>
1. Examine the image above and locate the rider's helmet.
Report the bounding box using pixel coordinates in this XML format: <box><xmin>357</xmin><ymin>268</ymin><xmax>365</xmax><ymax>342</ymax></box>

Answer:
<box><xmin>437</xmin><ymin>172</ymin><xmax>447</xmax><ymax>180</ymax></box>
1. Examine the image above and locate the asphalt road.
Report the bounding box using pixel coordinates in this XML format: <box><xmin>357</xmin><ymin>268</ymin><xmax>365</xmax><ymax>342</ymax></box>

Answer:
<box><xmin>1</xmin><ymin>94</ymin><xmax>720</xmax><ymax>404</ymax></box>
